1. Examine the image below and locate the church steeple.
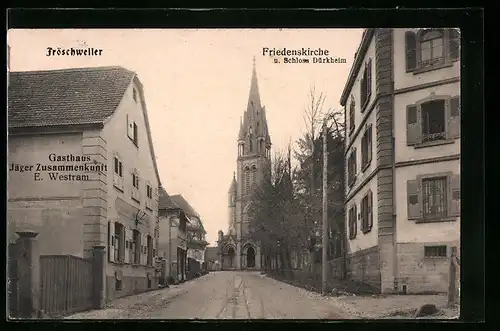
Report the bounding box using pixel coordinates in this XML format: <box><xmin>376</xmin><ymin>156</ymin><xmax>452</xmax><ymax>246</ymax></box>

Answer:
<box><xmin>237</xmin><ymin>57</ymin><xmax>271</xmax><ymax>159</ymax></box>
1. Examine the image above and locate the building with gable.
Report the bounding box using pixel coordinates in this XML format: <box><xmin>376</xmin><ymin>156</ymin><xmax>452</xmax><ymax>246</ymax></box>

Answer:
<box><xmin>8</xmin><ymin>66</ymin><xmax>162</xmax><ymax>302</ymax></box>
<box><xmin>217</xmin><ymin>59</ymin><xmax>272</xmax><ymax>270</ymax></box>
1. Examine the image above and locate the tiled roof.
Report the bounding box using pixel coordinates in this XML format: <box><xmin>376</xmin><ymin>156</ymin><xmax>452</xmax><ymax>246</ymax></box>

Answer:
<box><xmin>158</xmin><ymin>187</ymin><xmax>180</xmax><ymax>210</ymax></box>
<box><xmin>170</xmin><ymin>195</ymin><xmax>200</xmax><ymax>218</ymax></box>
<box><xmin>8</xmin><ymin>66</ymin><xmax>135</xmax><ymax>128</ymax></box>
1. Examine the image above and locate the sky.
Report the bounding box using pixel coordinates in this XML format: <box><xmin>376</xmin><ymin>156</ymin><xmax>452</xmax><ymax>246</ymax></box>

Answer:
<box><xmin>8</xmin><ymin>28</ymin><xmax>364</xmax><ymax>246</ymax></box>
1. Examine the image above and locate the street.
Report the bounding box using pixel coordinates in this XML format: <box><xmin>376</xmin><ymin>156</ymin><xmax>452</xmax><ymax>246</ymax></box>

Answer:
<box><xmin>66</xmin><ymin>271</ymin><xmax>347</xmax><ymax>319</ymax></box>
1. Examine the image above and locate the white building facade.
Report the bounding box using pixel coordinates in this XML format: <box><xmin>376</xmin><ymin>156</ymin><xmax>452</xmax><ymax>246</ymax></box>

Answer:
<box><xmin>341</xmin><ymin>29</ymin><xmax>460</xmax><ymax>294</ymax></box>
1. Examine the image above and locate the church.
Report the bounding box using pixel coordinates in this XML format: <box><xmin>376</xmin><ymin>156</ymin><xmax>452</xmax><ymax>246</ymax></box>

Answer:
<box><xmin>217</xmin><ymin>59</ymin><xmax>272</xmax><ymax>270</ymax></box>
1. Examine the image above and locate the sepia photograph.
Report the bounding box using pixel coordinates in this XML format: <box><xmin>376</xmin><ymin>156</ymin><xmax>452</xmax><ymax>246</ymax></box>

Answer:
<box><xmin>7</xmin><ymin>27</ymin><xmax>461</xmax><ymax>320</ymax></box>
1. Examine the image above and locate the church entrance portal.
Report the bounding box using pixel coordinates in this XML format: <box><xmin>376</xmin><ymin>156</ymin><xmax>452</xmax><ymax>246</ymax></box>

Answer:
<box><xmin>227</xmin><ymin>246</ymin><xmax>235</xmax><ymax>268</ymax></box>
<box><xmin>246</xmin><ymin>246</ymin><xmax>256</xmax><ymax>268</ymax></box>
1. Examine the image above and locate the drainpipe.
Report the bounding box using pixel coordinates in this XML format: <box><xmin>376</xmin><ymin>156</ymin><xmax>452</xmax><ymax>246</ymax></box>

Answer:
<box><xmin>390</xmin><ymin>39</ymin><xmax>399</xmax><ymax>293</ymax></box>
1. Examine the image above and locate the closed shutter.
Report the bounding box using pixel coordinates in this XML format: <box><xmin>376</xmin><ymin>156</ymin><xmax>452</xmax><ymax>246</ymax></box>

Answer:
<box><xmin>108</xmin><ymin>221</ymin><xmax>115</xmax><ymax>263</ymax></box>
<box><xmin>353</xmin><ymin>148</ymin><xmax>357</xmax><ymax>177</ymax></box>
<box><xmin>405</xmin><ymin>31</ymin><xmax>417</xmax><ymax>72</ymax></box>
<box><xmin>367</xmin><ymin>190</ymin><xmax>373</xmax><ymax>230</ymax></box>
<box><xmin>406</xmin><ymin>105</ymin><xmax>421</xmax><ymax>146</ymax></box>
<box><xmin>366</xmin><ymin>58</ymin><xmax>372</xmax><ymax>100</ymax></box>
<box><xmin>447</xmin><ymin>96</ymin><xmax>461</xmax><ymax>139</ymax></box>
<box><xmin>353</xmin><ymin>204</ymin><xmax>357</xmax><ymax>237</ymax></box>
<box><xmin>407</xmin><ymin>179</ymin><xmax>422</xmax><ymax>220</ymax></box>
<box><xmin>142</xmin><ymin>233</ymin><xmax>147</xmax><ymax>265</ymax></box>
<box><xmin>124</xmin><ymin>227</ymin><xmax>130</xmax><ymax>263</ymax></box>
<box><xmin>448</xmin><ymin>174</ymin><xmax>461</xmax><ymax>217</ymax></box>
<box><xmin>367</xmin><ymin>125</ymin><xmax>373</xmax><ymax>163</ymax></box>
<box><xmin>120</xmin><ymin>226</ymin><xmax>126</xmax><ymax>262</ymax></box>
<box><xmin>360</xmin><ymin>198</ymin><xmax>366</xmax><ymax>232</ymax></box>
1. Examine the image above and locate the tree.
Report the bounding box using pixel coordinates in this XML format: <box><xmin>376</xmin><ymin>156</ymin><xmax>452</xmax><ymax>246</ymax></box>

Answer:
<box><xmin>247</xmin><ymin>146</ymin><xmax>296</xmax><ymax>272</ymax></box>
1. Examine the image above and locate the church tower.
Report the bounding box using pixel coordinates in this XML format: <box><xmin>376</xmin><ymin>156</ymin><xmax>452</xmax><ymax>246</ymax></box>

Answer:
<box><xmin>222</xmin><ymin>57</ymin><xmax>271</xmax><ymax>270</ymax></box>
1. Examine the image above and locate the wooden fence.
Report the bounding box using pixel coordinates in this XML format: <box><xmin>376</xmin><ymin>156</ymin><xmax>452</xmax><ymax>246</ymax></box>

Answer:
<box><xmin>40</xmin><ymin>255</ymin><xmax>94</xmax><ymax>317</ymax></box>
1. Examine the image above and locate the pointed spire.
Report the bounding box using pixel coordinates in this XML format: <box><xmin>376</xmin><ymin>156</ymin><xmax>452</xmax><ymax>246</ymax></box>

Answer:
<box><xmin>228</xmin><ymin>171</ymin><xmax>237</xmax><ymax>193</ymax></box>
<box><xmin>247</xmin><ymin>56</ymin><xmax>261</xmax><ymax>111</ymax></box>
<box><xmin>238</xmin><ymin>115</ymin><xmax>245</xmax><ymax>141</ymax></box>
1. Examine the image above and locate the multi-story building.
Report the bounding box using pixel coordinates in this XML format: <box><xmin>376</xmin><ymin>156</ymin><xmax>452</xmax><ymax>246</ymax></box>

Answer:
<box><xmin>340</xmin><ymin>28</ymin><xmax>460</xmax><ymax>294</ymax></box>
<box><xmin>158</xmin><ymin>188</ymin><xmax>189</xmax><ymax>283</ymax></box>
<box><xmin>8</xmin><ymin>66</ymin><xmax>162</xmax><ymax>302</ymax></box>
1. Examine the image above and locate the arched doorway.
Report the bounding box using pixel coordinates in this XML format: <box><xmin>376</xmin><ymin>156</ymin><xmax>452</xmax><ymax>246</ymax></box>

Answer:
<box><xmin>227</xmin><ymin>246</ymin><xmax>235</xmax><ymax>268</ymax></box>
<box><xmin>246</xmin><ymin>246</ymin><xmax>256</xmax><ymax>268</ymax></box>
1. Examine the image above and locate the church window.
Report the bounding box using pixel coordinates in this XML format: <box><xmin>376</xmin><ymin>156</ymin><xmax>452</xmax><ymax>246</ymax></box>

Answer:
<box><xmin>245</xmin><ymin>167</ymin><xmax>251</xmax><ymax>194</ymax></box>
<box><xmin>249</xmin><ymin>135</ymin><xmax>253</xmax><ymax>152</ymax></box>
<box><xmin>252</xmin><ymin>165</ymin><xmax>257</xmax><ymax>188</ymax></box>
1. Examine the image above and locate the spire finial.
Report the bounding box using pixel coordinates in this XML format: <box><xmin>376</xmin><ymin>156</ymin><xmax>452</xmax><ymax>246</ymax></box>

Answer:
<box><xmin>252</xmin><ymin>56</ymin><xmax>256</xmax><ymax>68</ymax></box>
<box><xmin>233</xmin><ymin>171</ymin><xmax>236</xmax><ymax>178</ymax></box>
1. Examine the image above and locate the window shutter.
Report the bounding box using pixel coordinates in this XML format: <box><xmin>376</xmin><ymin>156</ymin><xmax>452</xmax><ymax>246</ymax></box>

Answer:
<box><xmin>124</xmin><ymin>227</ymin><xmax>130</xmax><ymax>263</ymax></box>
<box><xmin>367</xmin><ymin>125</ymin><xmax>373</xmax><ymax>163</ymax></box>
<box><xmin>406</xmin><ymin>105</ymin><xmax>421</xmax><ymax>146</ymax></box>
<box><xmin>108</xmin><ymin>221</ymin><xmax>115</xmax><ymax>262</ymax></box>
<box><xmin>367</xmin><ymin>190</ymin><xmax>373</xmax><ymax>230</ymax></box>
<box><xmin>405</xmin><ymin>31</ymin><xmax>417</xmax><ymax>72</ymax></box>
<box><xmin>367</xmin><ymin>59</ymin><xmax>372</xmax><ymax>99</ymax></box>
<box><xmin>407</xmin><ymin>179</ymin><xmax>421</xmax><ymax>220</ymax></box>
<box><xmin>353</xmin><ymin>148</ymin><xmax>357</xmax><ymax>177</ymax></box>
<box><xmin>120</xmin><ymin>226</ymin><xmax>126</xmax><ymax>262</ymax></box>
<box><xmin>126</xmin><ymin>115</ymin><xmax>133</xmax><ymax>139</ymax></box>
<box><xmin>142</xmin><ymin>233</ymin><xmax>147</xmax><ymax>265</ymax></box>
<box><xmin>349</xmin><ymin>208</ymin><xmax>354</xmax><ymax>239</ymax></box>
<box><xmin>360</xmin><ymin>199</ymin><xmax>366</xmax><ymax>232</ymax></box>
<box><xmin>448</xmin><ymin>174</ymin><xmax>460</xmax><ymax>217</ymax></box>
<box><xmin>447</xmin><ymin>96</ymin><xmax>461</xmax><ymax>139</ymax></box>
<box><xmin>353</xmin><ymin>204</ymin><xmax>357</xmax><ymax>237</ymax></box>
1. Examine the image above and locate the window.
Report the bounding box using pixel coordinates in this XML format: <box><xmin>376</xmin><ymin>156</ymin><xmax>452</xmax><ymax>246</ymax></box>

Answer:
<box><xmin>133</xmin><ymin>230</ymin><xmax>141</xmax><ymax>264</ymax></box>
<box><xmin>348</xmin><ymin>204</ymin><xmax>357</xmax><ymax>240</ymax></box>
<box><xmin>245</xmin><ymin>167</ymin><xmax>251</xmax><ymax>194</ymax></box>
<box><xmin>405</xmin><ymin>29</ymin><xmax>460</xmax><ymax>72</ymax></box>
<box><xmin>360</xmin><ymin>190</ymin><xmax>373</xmax><ymax>233</ymax></box>
<box><xmin>252</xmin><ymin>166</ymin><xmax>257</xmax><ymax>188</ymax></box>
<box><xmin>113</xmin><ymin>156</ymin><xmax>124</xmax><ymax>191</ymax></box>
<box><xmin>421</xmin><ymin>100</ymin><xmax>446</xmax><ymax>142</ymax></box>
<box><xmin>114</xmin><ymin>157</ymin><xmax>123</xmax><ymax>177</ymax></box>
<box><xmin>347</xmin><ymin>149</ymin><xmax>357</xmax><ymax>187</ymax></box>
<box><xmin>127</xmin><ymin>115</ymin><xmax>139</xmax><ymax>146</ymax></box>
<box><xmin>424</xmin><ymin>245</ymin><xmax>447</xmax><ymax>258</ymax></box>
<box><xmin>115</xmin><ymin>271</ymin><xmax>122</xmax><ymax>291</ymax></box>
<box><xmin>361</xmin><ymin>125</ymin><xmax>372</xmax><ymax>170</ymax></box>
<box><xmin>420</xmin><ymin>29</ymin><xmax>444</xmax><ymax>67</ymax></box>
<box><xmin>422</xmin><ymin>177</ymin><xmax>447</xmax><ymax>219</ymax></box>
<box><xmin>360</xmin><ymin>59</ymin><xmax>372</xmax><ymax>111</ymax></box>
<box><xmin>114</xmin><ymin>223</ymin><xmax>125</xmax><ymax>263</ymax></box>
<box><xmin>146</xmin><ymin>184</ymin><xmax>153</xmax><ymax>199</ymax></box>
<box><xmin>349</xmin><ymin>97</ymin><xmax>355</xmax><ymax>135</ymax></box>
<box><xmin>407</xmin><ymin>173</ymin><xmax>460</xmax><ymax>222</ymax></box>
<box><xmin>132</xmin><ymin>173</ymin><xmax>140</xmax><ymax>189</ymax></box>
<box><xmin>406</xmin><ymin>96</ymin><xmax>460</xmax><ymax>146</ymax></box>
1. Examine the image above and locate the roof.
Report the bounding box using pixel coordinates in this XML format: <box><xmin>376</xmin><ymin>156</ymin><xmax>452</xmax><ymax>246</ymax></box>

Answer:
<box><xmin>339</xmin><ymin>29</ymin><xmax>375</xmax><ymax>106</ymax></box>
<box><xmin>170</xmin><ymin>195</ymin><xmax>200</xmax><ymax>218</ymax></box>
<box><xmin>8</xmin><ymin>66</ymin><xmax>163</xmax><ymax>187</ymax></box>
<box><xmin>8</xmin><ymin>66</ymin><xmax>135</xmax><ymax>128</ymax></box>
<box><xmin>158</xmin><ymin>187</ymin><xmax>180</xmax><ymax>210</ymax></box>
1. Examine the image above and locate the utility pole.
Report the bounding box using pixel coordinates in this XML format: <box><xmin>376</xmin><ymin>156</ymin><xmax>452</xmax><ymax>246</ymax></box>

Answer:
<box><xmin>321</xmin><ymin>118</ymin><xmax>328</xmax><ymax>295</ymax></box>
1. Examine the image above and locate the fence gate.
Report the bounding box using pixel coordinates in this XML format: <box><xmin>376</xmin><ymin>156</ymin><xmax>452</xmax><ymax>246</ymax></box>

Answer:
<box><xmin>8</xmin><ymin>242</ymin><xmax>19</xmax><ymax>318</ymax></box>
<box><xmin>40</xmin><ymin>255</ymin><xmax>94</xmax><ymax>317</ymax></box>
